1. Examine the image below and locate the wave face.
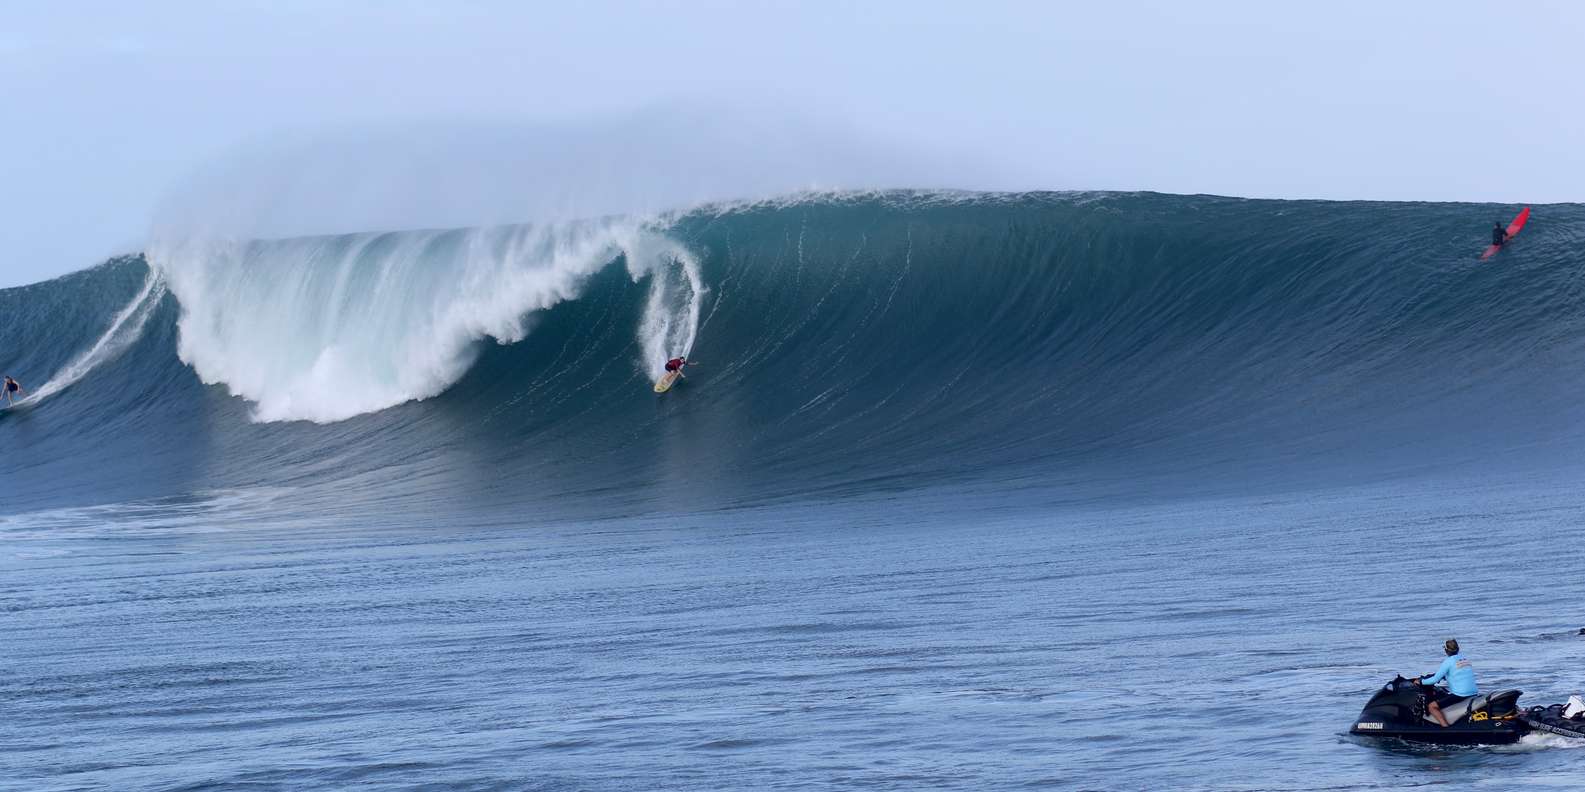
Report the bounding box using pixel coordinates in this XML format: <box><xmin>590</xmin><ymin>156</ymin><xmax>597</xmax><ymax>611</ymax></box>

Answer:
<box><xmin>5</xmin><ymin>192</ymin><xmax>1585</xmax><ymax>518</ymax></box>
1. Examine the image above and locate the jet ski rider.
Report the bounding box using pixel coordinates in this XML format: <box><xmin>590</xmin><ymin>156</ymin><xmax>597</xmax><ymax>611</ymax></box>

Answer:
<box><xmin>1413</xmin><ymin>638</ymin><xmax>1478</xmax><ymax>727</ymax></box>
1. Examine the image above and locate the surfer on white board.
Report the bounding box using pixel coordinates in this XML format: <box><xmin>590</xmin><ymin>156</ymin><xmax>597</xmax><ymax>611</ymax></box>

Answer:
<box><xmin>3</xmin><ymin>376</ymin><xmax>23</xmax><ymax>406</ymax></box>
<box><xmin>664</xmin><ymin>357</ymin><xmax>696</xmax><ymax>379</ymax></box>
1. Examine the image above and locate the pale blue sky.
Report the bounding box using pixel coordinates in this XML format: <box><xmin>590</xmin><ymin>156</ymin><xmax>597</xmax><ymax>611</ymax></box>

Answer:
<box><xmin>3</xmin><ymin>0</ymin><xmax>1582</xmax><ymax>286</ymax></box>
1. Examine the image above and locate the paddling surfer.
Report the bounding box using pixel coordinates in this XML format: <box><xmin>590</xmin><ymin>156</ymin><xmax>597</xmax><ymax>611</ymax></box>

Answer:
<box><xmin>1492</xmin><ymin>221</ymin><xmax>1508</xmax><ymax>248</ymax></box>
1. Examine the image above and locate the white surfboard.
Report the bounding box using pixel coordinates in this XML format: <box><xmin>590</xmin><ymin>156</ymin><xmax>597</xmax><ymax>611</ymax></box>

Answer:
<box><xmin>653</xmin><ymin>370</ymin><xmax>682</xmax><ymax>393</ymax></box>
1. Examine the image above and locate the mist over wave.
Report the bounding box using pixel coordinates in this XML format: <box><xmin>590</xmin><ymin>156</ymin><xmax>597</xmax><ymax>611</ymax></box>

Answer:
<box><xmin>5</xmin><ymin>191</ymin><xmax>1584</xmax><ymax>520</ymax></box>
<box><xmin>150</xmin><ymin>107</ymin><xmax>1002</xmax><ymax>242</ymax></box>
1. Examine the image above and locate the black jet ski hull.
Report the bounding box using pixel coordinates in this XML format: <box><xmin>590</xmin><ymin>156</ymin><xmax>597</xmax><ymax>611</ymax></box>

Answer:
<box><xmin>1522</xmin><ymin>705</ymin><xmax>1585</xmax><ymax>739</ymax></box>
<box><xmin>1350</xmin><ymin>676</ymin><xmax>1527</xmax><ymax>746</ymax></box>
<box><xmin>1350</xmin><ymin>719</ymin><xmax>1527</xmax><ymax>745</ymax></box>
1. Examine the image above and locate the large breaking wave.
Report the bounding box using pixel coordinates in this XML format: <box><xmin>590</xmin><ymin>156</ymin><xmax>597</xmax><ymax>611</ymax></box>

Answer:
<box><xmin>4</xmin><ymin>192</ymin><xmax>1584</xmax><ymax>520</ymax></box>
<box><xmin>149</xmin><ymin>222</ymin><xmax>702</xmax><ymax>423</ymax></box>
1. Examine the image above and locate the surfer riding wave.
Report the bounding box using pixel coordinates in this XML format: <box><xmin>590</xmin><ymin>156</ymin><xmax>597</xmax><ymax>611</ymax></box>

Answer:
<box><xmin>3</xmin><ymin>376</ymin><xmax>23</xmax><ymax>406</ymax></box>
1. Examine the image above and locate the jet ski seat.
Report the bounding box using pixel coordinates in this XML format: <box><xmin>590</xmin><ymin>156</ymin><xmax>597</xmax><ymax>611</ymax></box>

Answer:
<box><xmin>1425</xmin><ymin>689</ymin><xmax>1522</xmax><ymax>724</ymax></box>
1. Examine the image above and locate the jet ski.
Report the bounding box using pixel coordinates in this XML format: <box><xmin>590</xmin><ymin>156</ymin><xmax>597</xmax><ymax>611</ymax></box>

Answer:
<box><xmin>1349</xmin><ymin>675</ymin><xmax>1526</xmax><ymax>745</ymax></box>
<box><xmin>1523</xmin><ymin>699</ymin><xmax>1585</xmax><ymax>739</ymax></box>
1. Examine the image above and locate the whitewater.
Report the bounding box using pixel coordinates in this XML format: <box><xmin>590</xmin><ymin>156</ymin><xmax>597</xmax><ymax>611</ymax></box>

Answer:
<box><xmin>146</xmin><ymin>220</ymin><xmax>704</xmax><ymax>423</ymax></box>
<box><xmin>6</xmin><ymin>191</ymin><xmax>1585</xmax><ymax>791</ymax></box>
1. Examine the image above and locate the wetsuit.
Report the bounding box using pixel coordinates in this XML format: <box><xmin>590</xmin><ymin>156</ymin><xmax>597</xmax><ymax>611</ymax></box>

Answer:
<box><xmin>1493</xmin><ymin>225</ymin><xmax>1507</xmax><ymax>246</ymax></box>
<box><xmin>664</xmin><ymin>358</ymin><xmax>685</xmax><ymax>373</ymax></box>
<box><xmin>1423</xmin><ymin>652</ymin><xmax>1478</xmax><ymax>708</ymax></box>
<box><xmin>4</xmin><ymin>379</ymin><xmax>17</xmax><ymax>393</ymax></box>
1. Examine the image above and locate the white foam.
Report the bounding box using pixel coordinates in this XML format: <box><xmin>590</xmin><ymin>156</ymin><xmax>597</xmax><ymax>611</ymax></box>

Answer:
<box><xmin>147</xmin><ymin>220</ymin><xmax>701</xmax><ymax>423</ymax></box>
<box><xmin>622</xmin><ymin>229</ymin><xmax>705</xmax><ymax>379</ymax></box>
<box><xmin>1505</xmin><ymin>730</ymin><xmax>1585</xmax><ymax>752</ymax></box>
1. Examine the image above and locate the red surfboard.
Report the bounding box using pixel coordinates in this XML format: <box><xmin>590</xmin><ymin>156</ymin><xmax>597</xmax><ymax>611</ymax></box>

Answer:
<box><xmin>1481</xmin><ymin>207</ymin><xmax>1530</xmax><ymax>260</ymax></box>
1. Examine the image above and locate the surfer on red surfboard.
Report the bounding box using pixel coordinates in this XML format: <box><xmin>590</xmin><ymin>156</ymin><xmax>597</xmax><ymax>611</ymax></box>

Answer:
<box><xmin>1481</xmin><ymin>207</ymin><xmax>1529</xmax><ymax>261</ymax></box>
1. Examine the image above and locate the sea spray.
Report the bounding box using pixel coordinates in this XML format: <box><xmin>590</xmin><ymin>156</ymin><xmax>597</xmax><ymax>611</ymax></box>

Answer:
<box><xmin>148</xmin><ymin>221</ymin><xmax>703</xmax><ymax>423</ymax></box>
<box><xmin>22</xmin><ymin>268</ymin><xmax>167</xmax><ymax>405</ymax></box>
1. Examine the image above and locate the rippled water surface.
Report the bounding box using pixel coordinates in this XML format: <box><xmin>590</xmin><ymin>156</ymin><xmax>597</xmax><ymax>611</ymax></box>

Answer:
<box><xmin>9</xmin><ymin>472</ymin><xmax>1585</xmax><ymax>791</ymax></box>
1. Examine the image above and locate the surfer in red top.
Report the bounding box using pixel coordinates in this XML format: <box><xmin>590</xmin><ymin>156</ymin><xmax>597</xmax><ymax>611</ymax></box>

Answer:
<box><xmin>664</xmin><ymin>357</ymin><xmax>695</xmax><ymax>377</ymax></box>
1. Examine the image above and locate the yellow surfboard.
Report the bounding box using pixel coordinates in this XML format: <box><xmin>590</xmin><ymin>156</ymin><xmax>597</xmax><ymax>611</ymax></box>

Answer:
<box><xmin>653</xmin><ymin>370</ymin><xmax>682</xmax><ymax>393</ymax></box>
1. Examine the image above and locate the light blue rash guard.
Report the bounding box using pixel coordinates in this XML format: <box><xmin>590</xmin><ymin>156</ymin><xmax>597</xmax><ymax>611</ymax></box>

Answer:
<box><xmin>1423</xmin><ymin>653</ymin><xmax>1477</xmax><ymax>696</ymax></box>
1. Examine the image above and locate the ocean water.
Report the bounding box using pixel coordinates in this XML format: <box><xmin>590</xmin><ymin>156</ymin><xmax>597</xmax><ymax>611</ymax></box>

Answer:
<box><xmin>5</xmin><ymin>192</ymin><xmax>1585</xmax><ymax>790</ymax></box>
